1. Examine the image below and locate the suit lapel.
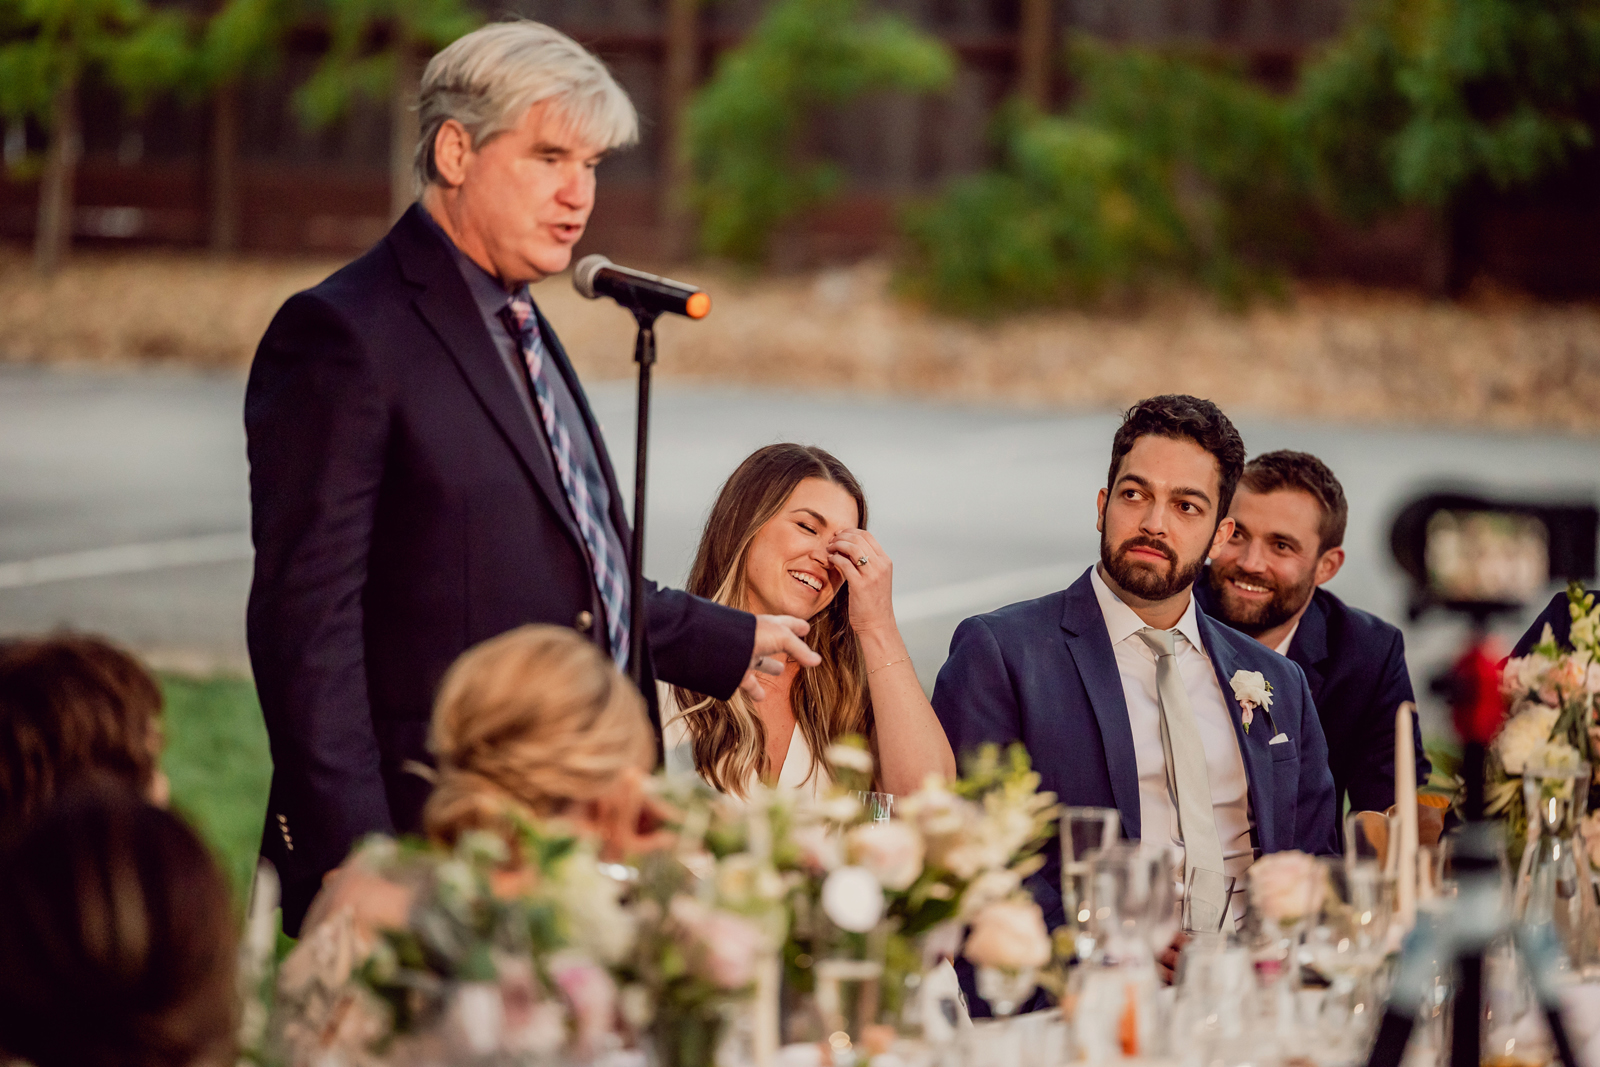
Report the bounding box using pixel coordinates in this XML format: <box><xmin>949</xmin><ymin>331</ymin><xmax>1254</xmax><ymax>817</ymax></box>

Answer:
<box><xmin>388</xmin><ymin>207</ymin><xmax>585</xmax><ymax>551</ymax></box>
<box><xmin>1059</xmin><ymin>572</ymin><xmax>1142</xmax><ymax>838</ymax></box>
<box><xmin>1197</xmin><ymin>610</ymin><xmax>1277</xmax><ymax>853</ymax></box>
<box><xmin>1288</xmin><ymin>592</ymin><xmax>1331</xmax><ymax>705</ymax></box>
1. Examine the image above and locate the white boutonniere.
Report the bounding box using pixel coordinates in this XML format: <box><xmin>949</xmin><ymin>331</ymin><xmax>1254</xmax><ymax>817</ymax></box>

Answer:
<box><xmin>1229</xmin><ymin>670</ymin><xmax>1274</xmax><ymax>733</ymax></box>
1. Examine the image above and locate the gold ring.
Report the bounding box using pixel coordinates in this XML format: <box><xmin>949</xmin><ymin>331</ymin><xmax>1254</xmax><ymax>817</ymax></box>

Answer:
<box><xmin>857</xmin><ymin>555</ymin><xmax>869</xmax><ymax>567</ymax></box>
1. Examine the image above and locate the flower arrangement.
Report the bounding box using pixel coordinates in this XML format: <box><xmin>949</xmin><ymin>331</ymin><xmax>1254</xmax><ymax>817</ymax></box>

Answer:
<box><xmin>271</xmin><ymin>821</ymin><xmax>633</xmax><ymax>1067</ymax></box>
<box><xmin>619</xmin><ymin>779</ymin><xmax>795</xmax><ymax>1067</ymax></box>
<box><xmin>783</xmin><ymin>739</ymin><xmax>1060</xmax><ymax>1034</ymax></box>
<box><xmin>1489</xmin><ymin>583</ymin><xmax>1600</xmax><ymax>860</ymax></box>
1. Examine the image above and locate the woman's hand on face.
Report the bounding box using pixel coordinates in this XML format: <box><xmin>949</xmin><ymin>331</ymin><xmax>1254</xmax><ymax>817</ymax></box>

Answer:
<box><xmin>828</xmin><ymin>528</ymin><xmax>895</xmax><ymax>635</ymax></box>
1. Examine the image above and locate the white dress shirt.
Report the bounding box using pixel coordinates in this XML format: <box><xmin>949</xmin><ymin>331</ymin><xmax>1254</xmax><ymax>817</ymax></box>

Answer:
<box><xmin>1090</xmin><ymin>567</ymin><xmax>1255</xmax><ymax>886</ymax></box>
<box><xmin>659</xmin><ymin>683</ymin><xmax>825</xmax><ymax>801</ymax></box>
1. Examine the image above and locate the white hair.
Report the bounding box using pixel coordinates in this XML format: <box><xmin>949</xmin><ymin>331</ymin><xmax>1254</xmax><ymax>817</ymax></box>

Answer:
<box><xmin>415</xmin><ymin>20</ymin><xmax>639</xmax><ymax>189</ymax></box>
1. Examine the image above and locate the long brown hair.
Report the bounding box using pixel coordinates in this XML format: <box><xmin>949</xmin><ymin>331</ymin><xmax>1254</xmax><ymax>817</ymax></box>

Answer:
<box><xmin>672</xmin><ymin>444</ymin><xmax>870</xmax><ymax>796</ymax></box>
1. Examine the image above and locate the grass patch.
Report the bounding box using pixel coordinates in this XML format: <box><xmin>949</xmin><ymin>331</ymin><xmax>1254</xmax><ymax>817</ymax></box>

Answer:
<box><xmin>159</xmin><ymin>673</ymin><xmax>272</xmax><ymax>900</ymax></box>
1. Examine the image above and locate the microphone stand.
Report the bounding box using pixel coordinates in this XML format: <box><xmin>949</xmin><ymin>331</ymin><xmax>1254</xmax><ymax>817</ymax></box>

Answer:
<box><xmin>626</xmin><ymin>307</ymin><xmax>659</xmax><ymax>689</ymax></box>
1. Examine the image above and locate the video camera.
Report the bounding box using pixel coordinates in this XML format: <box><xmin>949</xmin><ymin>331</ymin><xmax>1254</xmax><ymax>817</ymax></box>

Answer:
<box><xmin>1389</xmin><ymin>491</ymin><xmax>1598</xmax><ymax>621</ymax></box>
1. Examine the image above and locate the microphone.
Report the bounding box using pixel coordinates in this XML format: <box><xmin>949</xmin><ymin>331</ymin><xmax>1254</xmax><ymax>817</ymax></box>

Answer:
<box><xmin>573</xmin><ymin>255</ymin><xmax>710</xmax><ymax>320</ymax></box>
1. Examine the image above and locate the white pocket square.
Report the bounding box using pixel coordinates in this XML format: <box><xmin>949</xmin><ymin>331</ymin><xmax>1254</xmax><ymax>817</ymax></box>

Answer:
<box><xmin>1269</xmin><ymin>733</ymin><xmax>1291</xmax><ymax>745</ymax></box>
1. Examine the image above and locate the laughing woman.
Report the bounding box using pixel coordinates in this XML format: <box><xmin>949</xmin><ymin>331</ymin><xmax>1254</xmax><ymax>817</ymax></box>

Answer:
<box><xmin>664</xmin><ymin>444</ymin><xmax>955</xmax><ymax>799</ymax></box>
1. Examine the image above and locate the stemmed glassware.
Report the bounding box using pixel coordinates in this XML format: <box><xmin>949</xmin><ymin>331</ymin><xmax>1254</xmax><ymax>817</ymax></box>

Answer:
<box><xmin>1302</xmin><ymin>857</ymin><xmax>1394</xmax><ymax>1062</ymax></box>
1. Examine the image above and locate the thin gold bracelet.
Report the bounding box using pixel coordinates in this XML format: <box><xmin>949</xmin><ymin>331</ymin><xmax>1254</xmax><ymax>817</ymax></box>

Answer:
<box><xmin>868</xmin><ymin>654</ymin><xmax>912</xmax><ymax>676</ymax></box>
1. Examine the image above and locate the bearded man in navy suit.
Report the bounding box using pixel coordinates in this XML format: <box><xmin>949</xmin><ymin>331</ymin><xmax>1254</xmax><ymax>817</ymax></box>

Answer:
<box><xmin>933</xmin><ymin>396</ymin><xmax>1337</xmax><ymax>998</ymax></box>
<box><xmin>1197</xmin><ymin>451</ymin><xmax>1428</xmax><ymax>816</ymax></box>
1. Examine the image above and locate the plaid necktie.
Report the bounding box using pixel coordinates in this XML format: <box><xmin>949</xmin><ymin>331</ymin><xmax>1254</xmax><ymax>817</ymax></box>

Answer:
<box><xmin>502</xmin><ymin>289</ymin><xmax>630</xmax><ymax>666</ymax></box>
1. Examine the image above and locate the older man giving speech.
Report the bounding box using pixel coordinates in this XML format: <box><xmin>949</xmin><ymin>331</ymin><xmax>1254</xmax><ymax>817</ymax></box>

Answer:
<box><xmin>245</xmin><ymin>21</ymin><xmax>817</xmax><ymax>933</ymax></box>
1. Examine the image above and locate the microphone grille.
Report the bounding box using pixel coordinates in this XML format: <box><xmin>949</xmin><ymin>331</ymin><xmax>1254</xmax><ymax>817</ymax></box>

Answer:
<box><xmin>572</xmin><ymin>254</ymin><xmax>610</xmax><ymax>300</ymax></box>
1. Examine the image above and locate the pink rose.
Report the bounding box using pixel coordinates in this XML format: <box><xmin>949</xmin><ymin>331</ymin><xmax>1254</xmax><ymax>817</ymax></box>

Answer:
<box><xmin>962</xmin><ymin>899</ymin><xmax>1051</xmax><ymax>971</ymax></box>
<box><xmin>847</xmin><ymin>821</ymin><xmax>924</xmax><ymax>891</ymax></box>
<box><xmin>668</xmin><ymin>896</ymin><xmax>765</xmax><ymax>990</ymax></box>
<box><xmin>1247</xmin><ymin>851</ymin><xmax>1325</xmax><ymax>925</ymax></box>
<box><xmin>550</xmin><ymin>951</ymin><xmax>617</xmax><ymax>1053</ymax></box>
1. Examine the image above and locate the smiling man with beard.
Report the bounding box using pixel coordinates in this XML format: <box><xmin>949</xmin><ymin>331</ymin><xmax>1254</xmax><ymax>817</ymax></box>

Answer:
<box><xmin>1197</xmin><ymin>451</ymin><xmax>1428</xmax><ymax>816</ymax></box>
<box><xmin>934</xmin><ymin>396</ymin><xmax>1336</xmax><ymax>1005</ymax></box>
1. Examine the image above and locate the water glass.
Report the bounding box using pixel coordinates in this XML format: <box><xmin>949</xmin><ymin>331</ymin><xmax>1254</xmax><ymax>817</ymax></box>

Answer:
<box><xmin>1181</xmin><ymin>868</ymin><xmax>1238</xmax><ymax>934</ymax></box>
<box><xmin>856</xmin><ymin>791</ymin><xmax>893</xmax><ymax>823</ymax></box>
<box><xmin>1060</xmin><ymin>807</ymin><xmax>1120</xmax><ymax>959</ymax></box>
<box><xmin>1086</xmin><ymin>843</ymin><xmax>1174</xmax><ymax>963</ymax></box>
<box><xmin>1345</xmin><ymin>809</ymin><xmax>1392</xmax><ymax>871</ymax></box>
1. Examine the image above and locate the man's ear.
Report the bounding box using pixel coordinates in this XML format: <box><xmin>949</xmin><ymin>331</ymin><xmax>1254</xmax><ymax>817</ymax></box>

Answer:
<box><xmin>1096</xmin><ymin>487</ymin><xmax>1107</xmax><ymax>534</ymax></box>
<box><xmin>1314</xmin><ymin>546</ymin><xmax>1346</xmax><ymax>587</ymax></box>
<box><xmin>431</xmin><ymin>118</ymin><xmax>473</xmax><ymax>188</ymax></box>
<box><xmin>1209</xmin><ymin>516</ymin><xmax>1236</xmax><ymax>556</ymax></box>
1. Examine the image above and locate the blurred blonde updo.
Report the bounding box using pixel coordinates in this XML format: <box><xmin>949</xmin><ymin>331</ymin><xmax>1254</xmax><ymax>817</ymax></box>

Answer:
<box><xmin>424</xmin><ymin>625</ymin><xmax>654</xmax><ymax>845</ymax></box>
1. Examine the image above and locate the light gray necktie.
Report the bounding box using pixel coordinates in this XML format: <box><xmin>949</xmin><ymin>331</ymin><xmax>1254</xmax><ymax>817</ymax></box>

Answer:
<box><xmin>1136</xmin><ymin>626</ymin><xmax>1233</xmax><ymax>931</ymax></box>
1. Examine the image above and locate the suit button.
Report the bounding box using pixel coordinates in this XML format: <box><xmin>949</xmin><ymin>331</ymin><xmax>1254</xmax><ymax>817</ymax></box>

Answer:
<box><xmin>575</xmin><ymin>610</ymin><xmax>594</xmax><ymax>630</ymax></box>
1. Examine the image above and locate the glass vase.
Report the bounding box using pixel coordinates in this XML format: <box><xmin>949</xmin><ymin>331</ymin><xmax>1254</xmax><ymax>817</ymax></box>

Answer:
<box><xmin>649</xmin><ymin>1006</ymin><xmax>725</xmax><ymax>1067</ymax></box>
<box><xmin>1514</xmin><ymin>758</ymin><xmax>1600</xmax><ymax>975</ymax></box>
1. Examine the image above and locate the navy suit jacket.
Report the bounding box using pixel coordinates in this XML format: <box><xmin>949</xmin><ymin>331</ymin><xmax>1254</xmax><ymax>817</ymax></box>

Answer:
<box><xmin>1512</xmin><ymin>590</ymin><xmax>1581</xmax><ymax>657</ymax></box>
<box><xmin>1197</xmin><ymin>578</ymin><xmax>1428</xmax><ymax>815</ymax></box>
<box><xmin>931</xmin><ymin>567</ymin><xmax>1339</xmax><ymax>938</ymax></box>
<box><xmin>246</xmin><ymin>205</ymin><xmax>753</xmax><ymax>933</ymax></box>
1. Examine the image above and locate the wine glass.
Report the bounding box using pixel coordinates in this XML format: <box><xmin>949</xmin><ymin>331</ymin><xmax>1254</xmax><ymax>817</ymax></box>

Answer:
<box><xmin>1060</xmin><ymin>807</ymin><xmax>1120</xmax><ymax>961</ymax></box>
<box><xmin>1302</xmin><ymin>858</ymin><xmax>1394</xmax><ymax>1061</ymax></box>
<box><xmin>856</xmin><ymin>791</ymin><xmax>894</xmax><ymax>823</ymax></box>
<box><xmin>1346</xmin><ymin>810</ymin><xmax>1392</xmax><ymax>872</ymax></box>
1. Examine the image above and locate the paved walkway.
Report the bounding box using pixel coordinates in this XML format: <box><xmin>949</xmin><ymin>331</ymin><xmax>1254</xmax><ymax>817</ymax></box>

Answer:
<box><xmin>1</xmin><ymin>365</ymin><xmax>1595</xmax><ymax>736</ymax></box>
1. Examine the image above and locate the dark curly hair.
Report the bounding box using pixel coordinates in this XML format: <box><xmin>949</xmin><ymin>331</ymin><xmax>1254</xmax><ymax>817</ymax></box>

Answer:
<box><xmin>1239</xmin><ymin>450</ymin><xmax>1348</xmax><ymax>553</ymax></box>
<box><xmin>0</xmin><ymin>781</ymin><xmax>237</xmax><ymax>1067</ymax></box>
<box><xmin>1107</xmin><ymin>395</ymin><xmax>1246</xmax><ymax>523</ymax></box>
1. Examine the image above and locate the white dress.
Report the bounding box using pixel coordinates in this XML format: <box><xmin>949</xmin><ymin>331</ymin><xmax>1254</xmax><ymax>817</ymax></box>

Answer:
<box><xmin>659</xmin><ymin>682</ymin><xmax>825</xmax><ymax>802</ymax></box>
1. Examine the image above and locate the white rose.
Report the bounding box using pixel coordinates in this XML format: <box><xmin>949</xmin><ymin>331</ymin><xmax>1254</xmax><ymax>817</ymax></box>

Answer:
<box><xmin>1230</xmin><ymin>669</ymin><xmax>1273</xmax><ymax>709</ymax></box>
<box><xmin>1496</xmin><ymin>703</ymin><xmax>1562</xmax><ymax>775</ymax></box>
<box><xmin>962</xmin><ymin>899</ymin><xmax>1051</xmax><ymax>971</ymax></box>
<box><xmin>822</xmin><ymin>865</ymin><xmax>885</xmax><ymax>933</ymax></box>
<box><xmin>826</xmin><ymin>744</ymin><xmax>875</xmax><ymax>775</ymax></box>
<box><xmin>1247</xmin><ymin>850</ymin><xmax>1325</xmax><ymax>925</ymax></box>
<box><xmin>958</xmin><ymin>867</ymin><xmax>1021</xmax><ymax>921</ymax></box>
<box><xmin>1525</xmin><ymin>739</ymin><xmax>1583</xmax><ymax>776</ymax></box>
<box><xmin>847</xmin><ymin>821</ymin><xmax>924</xmax><ymax>891</ymax></box>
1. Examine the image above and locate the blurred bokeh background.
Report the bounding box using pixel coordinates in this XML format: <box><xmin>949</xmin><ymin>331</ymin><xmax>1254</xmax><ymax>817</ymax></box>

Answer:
<box><xmin>0</xmin><ymin>0</ymin><xmax>1595</xmax><ymax>889</ymax></box>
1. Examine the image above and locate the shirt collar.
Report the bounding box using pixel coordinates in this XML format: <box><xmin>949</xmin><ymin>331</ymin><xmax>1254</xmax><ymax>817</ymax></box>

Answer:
<box><xmin>1273</xmin><ymin>618</ymin><xmax>1302</xmax><ymax>657</ymax></box>
<box><xmin>1090</xmin><ymin>564</ymin><xmax>1207</xmax><ymax>655</ymax></box>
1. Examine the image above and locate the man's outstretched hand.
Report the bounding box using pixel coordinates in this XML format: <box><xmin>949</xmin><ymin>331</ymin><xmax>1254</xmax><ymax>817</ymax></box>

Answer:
<box><xmin>739</xmin><ymin>615</ymin><xmax>822</xmax><ymax>701</ymax></box>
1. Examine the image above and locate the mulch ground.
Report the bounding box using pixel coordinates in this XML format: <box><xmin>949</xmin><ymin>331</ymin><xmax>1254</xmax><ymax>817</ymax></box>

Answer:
<box><xmin>2</xmin><ymin>249</ymin><xmax>1596</xmax><ymax>434</ymax></box>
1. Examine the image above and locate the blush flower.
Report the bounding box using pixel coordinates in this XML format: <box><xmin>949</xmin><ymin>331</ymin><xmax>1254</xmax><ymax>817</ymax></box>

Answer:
<box><xmin>962</xmin><ymin>899</ymin><xmax>1051</xmax><ymax>971</ymax></box>
<box><xmin>847</xmin><ymin>821</ymin><xmax>924</xmax><ymax>891</ymax></box>
<box><xmin>1247</xmin><ymin>850</ymin><xmax>1324</xmax><ymax>926</ymax></box>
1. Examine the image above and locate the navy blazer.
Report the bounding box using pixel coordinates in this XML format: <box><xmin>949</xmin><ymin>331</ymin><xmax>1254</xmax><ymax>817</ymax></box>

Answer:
<box><xmin>1512</xmin><ymin>590</ymin><xmax>1579</xmax><ymax>657</ymax></box>
<box><xmin>931</xmin><ymin>567</ymin><xmax>1339</xmax><ymax>936</ymax></box>
<box><xmin>1197</xmin><ymin>578</ymin><xmax>1428</xmax><ymax>815</ymax></box>
<box><xmin>246</xmin><ymin>206</ymin><xmax>753</xmax><ymax>933</ymax></box>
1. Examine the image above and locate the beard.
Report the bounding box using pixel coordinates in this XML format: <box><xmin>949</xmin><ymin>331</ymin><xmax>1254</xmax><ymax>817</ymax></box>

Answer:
<box><xmin>1205</xmin><ymin>560</ymin><xmax>1315</xmax><ymax>637</ymax></box>
<box><xmin>1100</xmin><ymin>529</ymin><xmax>1207</xmax><ymax>602</ymax></box>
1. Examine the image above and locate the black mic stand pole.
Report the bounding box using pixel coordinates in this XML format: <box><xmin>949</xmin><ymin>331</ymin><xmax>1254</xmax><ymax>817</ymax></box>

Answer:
<box><xmin>627</xmin><ymin>308</ymin><xmax>660</xmax><ymax>689</ymax></box>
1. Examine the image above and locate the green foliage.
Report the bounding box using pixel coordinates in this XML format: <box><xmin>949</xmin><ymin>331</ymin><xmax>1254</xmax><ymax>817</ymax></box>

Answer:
<box><xmin>293</xmin><ymin>0</ymin><xmax>480</xmax><ymax>129</ymax></box>
<box><xmin>686</xmin><ymin>0</ymin><xmax>954</xmax><ymax>263</ymax></box>
<box><xmin>0</xmin><ymin>0</ymin><xmax>193</xmax><ymax>123</ymax></box>
<box><xmin>1297</xmin><ymin>0</ymin><xmax>1600</xmax><ymax>214</ymax></box>
<box><xmin>900</xmin><ymin>42</ymin><xmax>1302</xmax><ymax>313</ymax></box>
<box><xmin>194</xmin><ymin>0</ymin><xmax>296</xmax><ymax>89</ymax></box>
<box><xmin>159</xmin><ymin>672</ymin><xmax>273</xmax><ymax>900</ymax></box>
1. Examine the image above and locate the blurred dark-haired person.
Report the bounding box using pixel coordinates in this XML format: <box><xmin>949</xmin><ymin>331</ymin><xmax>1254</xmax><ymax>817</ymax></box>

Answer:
<box><xmin>934</xmin><ymin>396</ymin><xmax>1336</xmax><ymax>1001</ymax></box>
<box><xmin>1197</xmin><ymin>450</ymin><xmax>1428</xmax><ymax>816</ymax></box>
<box><xmin>0</xmin><ymin>781</ymin><xmax>237</xmax><ymax>1067</ymax></box>
<box><xmin>1511</xmin><ymin>589</ymin><xmax>1586</xmax><ymax>657</ymax></box>
<box><xmin>0</xmin><ymin>633</ymin><xmax>169</xmax><ymax>834</ymax></box>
